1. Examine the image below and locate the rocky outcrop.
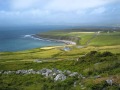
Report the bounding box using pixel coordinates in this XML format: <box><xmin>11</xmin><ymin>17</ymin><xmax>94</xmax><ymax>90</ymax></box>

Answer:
<box><xmin>0</xmin><ymin>68</ymin><xmax>83</xmax><ymax>81</ymax></box>
<box><xmin>54</xmin><ymin>73</ymin><xmax>66</xmax><ymax>81</ymax></box>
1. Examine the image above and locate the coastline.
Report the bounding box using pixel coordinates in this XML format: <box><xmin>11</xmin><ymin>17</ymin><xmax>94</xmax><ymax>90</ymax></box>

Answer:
<box><xmin>32</xmin><ymin>34</ymin><xmax>76</xmax><ymax>45</ymax></box>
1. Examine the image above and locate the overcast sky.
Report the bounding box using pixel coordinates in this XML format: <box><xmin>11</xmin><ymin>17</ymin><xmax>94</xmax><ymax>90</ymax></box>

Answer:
<box><xmin>0</xmin><ymin>0</ymin><xmax>120</xmax><ymax>26</ymax></box>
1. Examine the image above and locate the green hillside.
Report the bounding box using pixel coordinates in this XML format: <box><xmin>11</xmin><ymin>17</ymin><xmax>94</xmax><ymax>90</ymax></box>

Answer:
<box><xmin>0</xmin><ymin>28</ymin><xmax>120</xmax><ymax>90</ymax></box>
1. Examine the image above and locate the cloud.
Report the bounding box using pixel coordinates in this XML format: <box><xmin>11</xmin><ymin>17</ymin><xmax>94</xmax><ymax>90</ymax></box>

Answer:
<box><xmin>10</xmin><ymin>0</ymin><xmax>48</xmax><ymax>10</ymax></box>
<box><xmin>0</xmin><ymin>9</ymin><xmax>50</xmax><ymax>18</ymax></box>
<box><xmin>76</xmin><ymin>10</ymin><xmax>86</xmax><ymax>15</ymax></box>
<box><xmin>45</xmin><ymin>0</ymin><xmax>117</xmax><ymax>11</ymax></box>
<box><xmin>90</xmin><ymin>7</ymin><xmax>106</xmax><ymax>14</ymax></box>
<box><xmin>0</xmin><ymin>0</ymin><xmax>120</xmax><ymax>25</ymax></box>
<box><xmin>0</xmin><ymin>10</ymin><xmax>50</xmax><ymax>25</ymax></box>
<box><xmin>11</xmin><ymin>0</ymin><xmax>37</xmax><ymax>10</ymax></box>
<box><xmin>9</xmin><ymin>0</ymin><xmax>118</xmax><ymax>11</ymax></box>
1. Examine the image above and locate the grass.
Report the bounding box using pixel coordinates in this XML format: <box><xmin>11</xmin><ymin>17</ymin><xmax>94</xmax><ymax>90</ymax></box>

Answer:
<box><xmin>0</xmin><ymin>51</ymin><xmax>120</xmax><ymax>90</ymax></box>
<box><xmin>37</xmin><ymin>30</ymin><xmax>120</xmax><ymax>46</ymax></box>
<box><xmin>0</xmin><ymin>45</ymin><xmax>120</xmax><ymax>63</ymax></box>
<box><xmin>0</xmin><ymin>29</ymin><xmax>120</xmax><ymax>90</ymax></box>
<box><xmin>89</xmin><ymin>32</ymin><xmax>120</xmax><ymax>46</ymax></box>
<box><xmin>0</xmin><ymin>48</ymin><xmax>62</xmax><ymax>62</ymax></box>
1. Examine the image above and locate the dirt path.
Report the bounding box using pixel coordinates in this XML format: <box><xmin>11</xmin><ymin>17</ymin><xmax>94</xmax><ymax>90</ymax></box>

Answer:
<box><xmin>85</xmin><ymin>31</ymin><xmax>100</xmax><ymax>46</ymax></box>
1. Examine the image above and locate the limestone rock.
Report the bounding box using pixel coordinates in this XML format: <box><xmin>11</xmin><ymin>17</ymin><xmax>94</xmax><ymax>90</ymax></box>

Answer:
<box><xmin>106</xmin><ymin>79</ymin><xmax>113</xmax><ymax>86</ymax></box>
<box><xmin>69</xmin><ymin>72</ymin><xmax>78</xmax><ymax>77</ymax></box>
<box><xmin>54</xmin><ymin>74</ymin><xmax>66</xmax><ymax>81</ymax></box>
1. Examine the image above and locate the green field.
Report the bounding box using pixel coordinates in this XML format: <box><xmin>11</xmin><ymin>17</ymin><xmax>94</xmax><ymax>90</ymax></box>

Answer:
<box><xmin>0</xmin><ymin>28</ymin><xmax>120</xmax><ymax>90</ymax></box>
<box><xmin>37</xmin><ymin>29</ymin><xmax>120</xmax><ymax>46</ymax></box>
<box><xmin>89</xmin><ymin>32</ymin><xmax>120</xmax><ymax>46</ymax></box>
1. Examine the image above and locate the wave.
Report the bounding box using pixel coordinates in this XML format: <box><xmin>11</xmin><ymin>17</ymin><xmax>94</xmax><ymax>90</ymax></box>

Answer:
<box><xmin>23</xmin><ymin>34</ymin><xmax>75</xmax><ymax>45</ymax></box>
<box><xmin>23</xmin><ymin>34</ymin><xmax>51</xmax><ymax>41</ymax></box>
<box><xmin>24</xmin><ymin>35</ymin><xmax>32</xmax><ymax>38</ymax></box>
<box><xmin>32</xmin><ymin>35</ymin><xmax>76</xmax><ymax>45</ymax></box>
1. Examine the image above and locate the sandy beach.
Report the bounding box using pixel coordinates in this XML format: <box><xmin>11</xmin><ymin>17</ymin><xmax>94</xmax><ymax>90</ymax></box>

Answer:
<box><xmin>32</xmin><ymin>34</ymin><xmax>76</xmax><ymax>45</ymax></box>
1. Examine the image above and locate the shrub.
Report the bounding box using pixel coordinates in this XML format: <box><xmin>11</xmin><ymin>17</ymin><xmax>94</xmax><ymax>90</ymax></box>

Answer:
<box><xmin>101</xmin><ymin>52</ymin><xmax>114</xmax><ymax>57</ymax></box>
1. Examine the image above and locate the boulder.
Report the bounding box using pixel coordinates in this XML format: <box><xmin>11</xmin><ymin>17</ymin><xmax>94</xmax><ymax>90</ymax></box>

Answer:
<box><xmin>78</xmin><ymin>74</ymin><xmax>84</xmax><ymax>78</ymax></box>
<box><xmin>52</xmin><ymin>68</ymin><xmax>58</xmax><ymax>73</ymax></box>
<box><xmin>106</xmin><ymin>79</ymin><xmax>113</xmax><ymax>86</ymax></box>
<box><xmin>46</xmin><ymin>69</ymin><xmax>52</xmax><ymax>76</ymax></box>
<box><xmin>74</xmin><ymin>81</ymin><xmax>77</xmax><ymax>87</ymax></box>
<box><xmin>53</xmin><ymin>73</ymin><xmax>57</xmax><ymax>76</ymax></box>
<box><xmin>57</xmin><ymin>70</ymin><xmax>62</xmax><ymax>74</ymax></box>
<box><xmin>36</xmin><ymin>70</ymin><xmax>42</xmax><ymax>74</ymax></box>
<box><xmin>41</xmin><ymin>69</ymin><xmax>52</xmax><ymax>77</ymax></box>
<box><xmin>69</xmin><ymin>72</ymin><xmax>78</xmax><ymax>77</ymax></box>
<box><xmin>54</xmin><ymin>74</ymin><xmax>66</xmax><ymax>81</ymax></box>
<box><xmin>31</xmin><ymin>71</ymin><xmax>36</xmax><ymax>74</ymax></box>
<box><xmin>16</xmin><ymin>70</ymin><xmax>21</xmax><ymax>74</ymax></box>
<box><xmin>0</xmin><ymin>70</ymin><xmax>3</xmax><ymax>74</ymax></box>
<box><xmin>27</xmin><ymin>69</ymin><xmax>34</xmax><ymax>74</ymax></box>
<box><xmin>3</xmin><ymin>71</ymin><xmax>12</xmax><ymax>74</ymax></box>
<box><xmin>64</xmin><ymin>70</ymin><xmax>71</xmax><ymax>75</ymax></box>
<box><xmin>41</xmin><ymin>68</ymin><xmax>47</xmax><ymax>73</ymax></box>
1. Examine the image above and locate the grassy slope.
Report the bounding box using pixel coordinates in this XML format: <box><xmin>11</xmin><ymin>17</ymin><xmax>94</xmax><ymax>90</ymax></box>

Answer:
<box><xmin>89</xmin><ymin>32</ymin><xmax>120</xmax><ymax>46</ymax></box>
<box><xmin>0</xmin><ymin>52</ymin><xmax>120</xmax><ymax>90</ymax></box>
<box><xmin>37</xmin><ymin>29</ymin><xmax>120</xmax><ymax>46</ymax></box>
<box><xmin>0</xmin><ymin>28</ymin><xmax>120</xmax><ymax>90</ymax></box>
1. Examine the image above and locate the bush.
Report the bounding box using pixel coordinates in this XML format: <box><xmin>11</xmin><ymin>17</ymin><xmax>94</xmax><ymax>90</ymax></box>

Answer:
<box><xmin>101</xmin><ymin>52</ymin><xmax>114</xmax><ymax>57</ymax></box>
<box><xmin>88</xmin><ymin>51</ymin><xmax>98</xmax><ymax>56</ymax></box>
<box><xmin>90</xmin><ymin>81</ymin><xmax>107</xmax><ymax>90</ymax></box>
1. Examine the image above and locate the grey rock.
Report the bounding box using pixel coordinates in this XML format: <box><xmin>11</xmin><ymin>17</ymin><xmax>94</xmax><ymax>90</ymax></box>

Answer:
<box><xmin>82</xmin><ymin>77</ymin><xmax>86</xmax><ymax>79</ymax></box>
<box><xmin>34</xmin><ymin>59</ymin><xmax>42</xmax><ymax>63</ymax></box>
<box><xmin>94</xmin><ymin>75</ymin><xmax>101</xmax><ymax>78</ymax></box>
<box><xmin>54</xmin><ymin>74</ymin><xmax>66</xmax><ymax>81</ymax></box>
<box><xmin>64</xmin><ymin>70</ymin><xmax>71</xmax><ymax>75</ymax></box>
<box><xmin>69</xmin><ymin>72</ymin><xmax>78</xmax><ymax>77</ymax></box>
<box><xmin>27</xmin><ymin>69</ymin><xmax>34</xmax><ymax>74</ymax></box>
<box><xmin>0</xmin><ymin>70</ymin><xmax>3</xmax><ymax>74</ymax></box>
<box><xmin>46</xmin><ymin>69</ymin><xmax>52</xmax><ymax>73</ymax></box>
<box><xmin>78</xmin><ymin>74</ymin><xmax>85</xmax><ymax>79</ymax></box>
<box><xmin>41</xmin><ymin>68</ymin><xmax>47</xmax><ymax>73</ymax></box>
<box><xmin>42</xmin><ymin>72</ymin><xmax>46</xmax><ymax>76</ymax></box>
<box><xmin>0</xmin><ymin>68</ymin><xmax>84</xmax><ymax>82</ymax></box>
<box><xmin>52</xmin><ymin>68</ymin><xmax>58</xmax><ymax>73</ymax></box>
<box><xmin>53</xmin><ymin>73</ymin><xmax>57</xmax><ymax>76</ymax></box>
<box><xmin>41</xmin><ymin>69</ymin><xmax>52</xmax><ymax>77</ymax></box>
<box><xmin>94</xmin><ymin>63</ymin><xmax>100</xmax><ymax>66</ymax></box>
<box><xmin>16</xmin><ymin>70</ymin><xmax>21</xmax><ymax>74</ymax></box>
<box><xmin>36</xmin><ymin>70</ymin><xmax>42</xmax><ymax>74</ymax></box>
<box><xmin>74</xmin><ymin>81</ymin><xmax>77</xmax><ymax>87</ymax></box>
<box><xmin>31</xmin><ymin>71</ymin><xmax>36</xmax><ymax>74</ymax></box>
<box><xmin>57</xmin><ymin>70</ymin><xmax>62</xmax><ymax>74</ymax></box>
<box><xmin>106</xmin><ymin>79</ymin><xmax>113</xmax><ymax>86</ymax></box>
<box><xmin>4</xmin><ymin>71</ymin><xmax>12</xmax><ymax>74</ymax></box>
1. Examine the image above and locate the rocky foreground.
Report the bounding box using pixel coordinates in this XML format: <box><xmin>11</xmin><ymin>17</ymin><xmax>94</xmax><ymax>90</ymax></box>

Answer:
<box><xmin>0</xmin><ymin>68</ymin><xmax>115</xmax><ymax>87</ymax></box>
<box><xmin>0</xmin><ymin>68</ymin><xmax>83</xmax><ymax>81</ymax></box>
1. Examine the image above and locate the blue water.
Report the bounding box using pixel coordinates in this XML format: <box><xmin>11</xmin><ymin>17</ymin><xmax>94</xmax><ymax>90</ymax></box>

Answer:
<box><xmin>0</xmin><ymin>25</ymin><xmax>73</xmax><ymax>52</ymax></box>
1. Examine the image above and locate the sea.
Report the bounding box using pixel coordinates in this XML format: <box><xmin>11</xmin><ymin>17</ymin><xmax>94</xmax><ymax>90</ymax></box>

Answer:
<box><xmin>0</xmin><ymin>25</ymin><xmax>74</xmax><ymax>52</ymax></box>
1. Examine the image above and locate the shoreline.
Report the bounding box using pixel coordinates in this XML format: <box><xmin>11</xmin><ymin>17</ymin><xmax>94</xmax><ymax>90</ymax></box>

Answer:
<box><xmin>32</xmin><ymin>34</ymin><xmax>76</xmax><ymax>45</ymax></box>
<box><xmin>0</xmin><ymin>34</ymin><xmax>76</xmax><ymax>52</ymax></box>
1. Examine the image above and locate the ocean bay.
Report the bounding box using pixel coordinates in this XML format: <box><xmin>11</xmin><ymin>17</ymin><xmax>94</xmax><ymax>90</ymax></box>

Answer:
<box><xmin>0</xmin><ymin>26</ymin><xmax>68</xmax><ymax>52</ymax></box>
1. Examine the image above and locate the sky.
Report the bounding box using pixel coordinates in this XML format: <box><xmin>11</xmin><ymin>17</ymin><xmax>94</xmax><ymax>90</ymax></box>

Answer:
<box><xmin>0</xmin><ymin>0</ymin><xmax>120</xmax><ymax>26</ymax></box>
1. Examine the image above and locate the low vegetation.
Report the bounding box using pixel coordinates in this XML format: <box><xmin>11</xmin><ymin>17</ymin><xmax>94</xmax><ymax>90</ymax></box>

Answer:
<box><xmin>0</xmin><ymin>28</ymin><xmax>120</xmax><ymax>90</ymax></box>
